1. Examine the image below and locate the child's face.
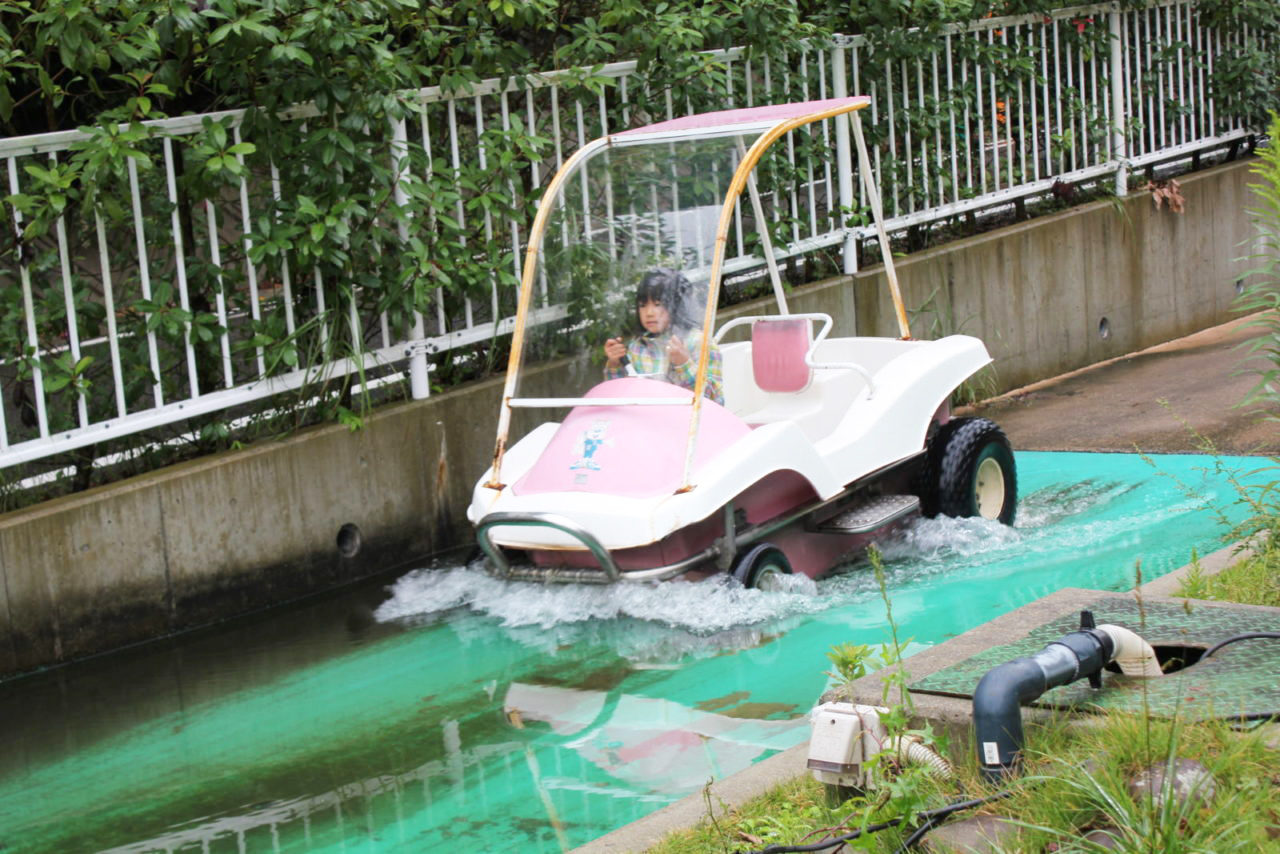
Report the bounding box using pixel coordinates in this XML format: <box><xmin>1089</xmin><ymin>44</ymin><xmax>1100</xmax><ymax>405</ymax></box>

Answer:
<box><xmin>637</xmin><ymin>299</ymin><xmax>671</xmax><ymax>334</ymax></box>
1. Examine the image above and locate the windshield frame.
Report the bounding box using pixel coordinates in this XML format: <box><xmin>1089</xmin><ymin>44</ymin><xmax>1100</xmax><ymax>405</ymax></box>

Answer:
<box><xmin>486</xmin><ymin>98</ymin><xmax>874</xmax><ymax>491</ymax></box>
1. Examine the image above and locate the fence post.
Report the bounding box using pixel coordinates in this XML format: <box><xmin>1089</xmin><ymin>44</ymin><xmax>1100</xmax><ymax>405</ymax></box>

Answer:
<box><xmin>1110</xmin><ymin>5</ymin><xmax>1129</xmax><ymax>197</ymax></box>
<box><xmin>832</xmin><ymin>39</ymin><xmax>859</xmax><ymax>275</ymax></box>
<box><xmin>391</xmin><ymin>115</ymin><xmax>432</xmax><ymax>400</ymax></box>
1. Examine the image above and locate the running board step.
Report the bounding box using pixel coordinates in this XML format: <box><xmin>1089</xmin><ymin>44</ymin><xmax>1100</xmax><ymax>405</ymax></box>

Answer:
<box><xmin>817</xmin><ymin>494</ymin><xmax>920</xmax><ymax>534</ymax></box>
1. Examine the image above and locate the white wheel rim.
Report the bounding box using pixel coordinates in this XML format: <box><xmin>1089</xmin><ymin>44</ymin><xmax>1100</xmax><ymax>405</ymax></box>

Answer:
<box><xmin>755</xmin><ymin>566</ymin><xmax>787</xmax><ymax>591</ymax></box>
<box><xmin>975</xmin><ymin>456</ymin><xmax>1005</xmax><ymax>519</ymax></box>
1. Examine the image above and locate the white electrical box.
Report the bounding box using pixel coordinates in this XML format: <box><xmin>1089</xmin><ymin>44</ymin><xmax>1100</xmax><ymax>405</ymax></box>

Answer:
<box><xmin>806</xmin><ymin>702</ymin><xmax>888</xmax><ymax>789</ymax></box>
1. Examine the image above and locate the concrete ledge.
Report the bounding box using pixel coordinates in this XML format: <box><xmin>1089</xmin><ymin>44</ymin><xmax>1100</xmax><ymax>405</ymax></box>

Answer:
<box><xmin>570</xmin><ymin>742</ymin><xmax>810</xmax><ymax>854</ymax></box>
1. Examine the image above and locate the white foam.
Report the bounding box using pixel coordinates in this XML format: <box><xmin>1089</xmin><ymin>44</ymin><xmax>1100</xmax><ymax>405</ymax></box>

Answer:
<box><xmin>875</xmin><ymin>515</ymin><xmax>1022</xmax><ymax>564</ymax></box>
<box><xmin>375</xmin><ymin>515</ymin><xmax>1032</xmax><ymax>639</ymax></box>
<box><xmin>375</xmin><ymin>563</ymin><xmax>826</xmax><ymax>635</ymax></box>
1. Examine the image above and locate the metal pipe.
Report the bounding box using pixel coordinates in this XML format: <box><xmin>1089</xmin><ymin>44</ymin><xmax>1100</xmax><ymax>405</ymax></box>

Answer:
<box><xmin>475</xmin><ymin>511</ymin><xmax>623</xmax><ymax>582</ymax></box>
<box><xmin>1110</xmin><ymin>8</ymin><xmax>1129</xmax><ymax>197</ymax></box>
<box><xmin>390</xmin><ymin>116</ymin><xmax>432</xmax><ymax>401</ymax></box>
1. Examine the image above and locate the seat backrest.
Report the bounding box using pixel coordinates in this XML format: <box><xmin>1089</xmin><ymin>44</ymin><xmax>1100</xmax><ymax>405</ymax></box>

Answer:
<box><xmin>751</xmin><ymin>318</ymin><xmax>813</xmax><ymax>393</ymax></box>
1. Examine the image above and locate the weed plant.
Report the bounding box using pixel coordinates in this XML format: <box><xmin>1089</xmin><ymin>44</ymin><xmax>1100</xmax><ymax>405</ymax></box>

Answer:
<box><xmin>649</xmin><ymin>710</ymin><xmax>1280</xmax><ymax>853</ymax></box>
<box><xmin>1009</xmin><ymin>714</ymin><xmax>1280</xmax><ymax>852</ymax></box>
<box><xmin>1176</xmin><ymin>541</ymin><xmax>1280</xmax><ymax>607</ymax></box>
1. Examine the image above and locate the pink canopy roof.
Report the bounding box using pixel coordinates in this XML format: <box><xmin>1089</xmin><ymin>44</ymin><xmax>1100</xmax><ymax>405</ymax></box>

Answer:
<box><xmin>616</xmin><ymin>96</ymin><xmax>870</xmax><ymax>137</ymax></box>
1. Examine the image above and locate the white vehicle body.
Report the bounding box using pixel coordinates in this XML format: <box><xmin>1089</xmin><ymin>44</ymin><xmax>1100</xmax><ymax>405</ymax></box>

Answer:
<box><xmin>466</xmin><ymin>98</ymin><xmax>1015</xmax><ymax>585</ymax></box>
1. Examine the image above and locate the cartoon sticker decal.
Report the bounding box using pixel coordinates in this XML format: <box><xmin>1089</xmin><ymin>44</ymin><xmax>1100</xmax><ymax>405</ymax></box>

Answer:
<box><xmin>570</xmin><ymin>419</ymin><xmax>612</xmax><ymax>473</ymax></box>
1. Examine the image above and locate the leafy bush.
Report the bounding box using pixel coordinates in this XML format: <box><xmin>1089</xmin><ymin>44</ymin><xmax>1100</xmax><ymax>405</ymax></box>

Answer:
<box><xmin>0</xmin><ymin>0</ymin><xmax>1272</xmax><ymax>504</ymax></box>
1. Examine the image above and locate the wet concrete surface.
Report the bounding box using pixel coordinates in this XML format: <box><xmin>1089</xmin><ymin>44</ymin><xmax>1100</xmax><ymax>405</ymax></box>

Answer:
<box><xmin>964</xmin><ymin>315</ymin><xmax>1278</xmax><ymax>455</ymax></box>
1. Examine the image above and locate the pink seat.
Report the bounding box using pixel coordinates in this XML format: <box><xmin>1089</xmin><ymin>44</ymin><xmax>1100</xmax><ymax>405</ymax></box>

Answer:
<box><xmin>751</xmin><ymin>318</ymin><xmax>813</xmax><ymax>393</ymax></box>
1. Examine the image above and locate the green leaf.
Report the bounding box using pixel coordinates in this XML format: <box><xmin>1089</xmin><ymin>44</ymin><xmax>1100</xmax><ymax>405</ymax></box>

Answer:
<box><xmin>208</xmin><ymin>23</ymin><xmax>233</xmax><ymax>45</ymax></box>
<box><xmin>43</xmin><ymin>374</ymin><xmax>71</xmax><ymax>393</ymax></box>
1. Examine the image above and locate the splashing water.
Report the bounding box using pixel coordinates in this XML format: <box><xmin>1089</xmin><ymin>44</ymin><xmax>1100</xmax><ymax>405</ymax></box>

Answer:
<box><xmin>377</xmin><ymin>457</ymin><xmax>1190</xmax><ymax>636</ymax></box>
<box><xmin>375</xmin><ymin>561</ymin><xmax>824</xmax><ymax>634</ymax></box>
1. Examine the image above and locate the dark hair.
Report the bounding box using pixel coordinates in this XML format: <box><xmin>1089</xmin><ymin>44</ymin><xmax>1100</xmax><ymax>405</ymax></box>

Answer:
<box><xmin>635</xmin><ymin>268</ymin><xmax>696</xmax><ymax>331</ymax></box>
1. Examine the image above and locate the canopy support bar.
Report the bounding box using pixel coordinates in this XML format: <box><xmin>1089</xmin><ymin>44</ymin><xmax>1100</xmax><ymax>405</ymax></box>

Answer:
<box><xmin>850</xmin><ymin>112</ymin><xmax>911</xmax><ymax>340</ymax></box>
<box><xmin>737</xmin><ymin>137</ymin><xmax>789</xmax><ymax>315</ymax></box>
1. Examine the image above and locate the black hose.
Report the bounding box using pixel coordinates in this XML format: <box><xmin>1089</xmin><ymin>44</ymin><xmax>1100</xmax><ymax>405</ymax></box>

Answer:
<box><xmin>1200</xmin><ymin>632</ymin><xmax>1280</xmax><ymax>660</ymax></box>
<box><xmin>893</xmin><ymin>815</ymin><xmax>940</xmax><ymax>852</ymax></box>
<box><xmin>741</xmin><ymin>792</ymin><xmax>1012</xmax><ymax>854</ymax></box>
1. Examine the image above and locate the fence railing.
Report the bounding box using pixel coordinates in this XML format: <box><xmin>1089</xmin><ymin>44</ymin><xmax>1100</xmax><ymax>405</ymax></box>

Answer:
<box><xmin>0</xmin><ymin>0</ymin><xmax>1259</xmax><ymax>471</ymax></box>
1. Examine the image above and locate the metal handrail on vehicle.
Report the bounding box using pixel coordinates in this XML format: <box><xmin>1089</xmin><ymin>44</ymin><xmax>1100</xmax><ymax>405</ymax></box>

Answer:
<box><xmin>476</xmin><ymin>512</ymin><xmax>624</xmax><ymax>581</ymax></box>
<box><xmin>476</xmin><ymin>511</ymin><xmax>720</xmax><ymax>584</ymax></box>
<box><xmin>713</xmin><ymin>312</ymin><xmax>876</xmax><ymax>397</ymax></box>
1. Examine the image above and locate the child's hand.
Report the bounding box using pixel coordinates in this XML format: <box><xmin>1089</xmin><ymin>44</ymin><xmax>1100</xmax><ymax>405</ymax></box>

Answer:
<box><xmin>604</xmin><ymin>338</ymin><xmax>626</xmax><ymax>368</ymax></box>
<box><xmin>666</xmin><ymin>336</ymin><xmax>690</xmax><ymax>367</ymax></box>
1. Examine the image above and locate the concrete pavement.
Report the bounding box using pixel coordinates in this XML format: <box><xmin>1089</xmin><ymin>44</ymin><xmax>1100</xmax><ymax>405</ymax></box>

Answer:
<box><xmin>965</xmin><ymin>315</ymin><xmax>1277</xmax><ymax>455</ymax></box>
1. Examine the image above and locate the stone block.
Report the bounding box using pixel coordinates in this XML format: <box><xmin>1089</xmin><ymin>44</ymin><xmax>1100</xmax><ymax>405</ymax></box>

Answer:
<box><xmin>922</xmin><ymin>814</ymin><xmax>1019</xmax><ymax>853</ymax></box>
<box><xmin>1127</xmin><ymin>757</ymin><xmax>1217</xmax><ymax>810</ymax></box>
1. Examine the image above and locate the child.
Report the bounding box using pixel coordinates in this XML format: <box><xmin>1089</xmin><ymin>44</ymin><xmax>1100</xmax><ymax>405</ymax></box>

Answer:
<box><xmin>602</xmin><ymin>268</ymin><xmax>724</xmax><ymax>404</ymax></box>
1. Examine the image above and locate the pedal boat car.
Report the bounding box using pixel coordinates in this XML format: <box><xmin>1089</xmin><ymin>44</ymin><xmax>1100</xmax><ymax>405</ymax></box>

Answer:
<box><xmin>467</xmin><ymin>97</ymin><xmax>1016</xmax><ymax>587</ymax></box>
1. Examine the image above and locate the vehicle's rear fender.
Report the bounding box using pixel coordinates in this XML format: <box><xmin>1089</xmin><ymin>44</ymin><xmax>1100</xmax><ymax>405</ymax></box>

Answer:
<box><xmin>819</xmin><ymin>335</ymin><xmax>990</xmax><ymax>458</ymax></box>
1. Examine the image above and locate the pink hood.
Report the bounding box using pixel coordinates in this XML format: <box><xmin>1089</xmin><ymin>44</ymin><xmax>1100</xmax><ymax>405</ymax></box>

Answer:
<box><xmin>511</xmin><ymin>378</ymin><xmax>752</xmax><ymax>499</ymax></box>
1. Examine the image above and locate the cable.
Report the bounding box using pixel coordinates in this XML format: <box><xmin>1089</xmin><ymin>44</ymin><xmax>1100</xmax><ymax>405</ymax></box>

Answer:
<box><xmin>890</xmin><ymin>794</ymin><xmax>1012</xmax><ymax>853</ymax></box>
<box><xmin>741</xmin><ymin>791</ymin><xmax>1012</xmax><ymax>854</ymax></box>
<box><xmin>893</xmin><ymin>815</ymin><xmax>940</xmax><ymax>853</ymax></box>
<box><xmin>1200</xmin><ymin>632</ymin><xmax>1280</xmax><ymax>660</ymax></box>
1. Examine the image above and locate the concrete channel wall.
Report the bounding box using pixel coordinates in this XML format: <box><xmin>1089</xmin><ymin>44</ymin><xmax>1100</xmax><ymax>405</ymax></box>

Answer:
<box><xmin>0</xmin><ymin>158</ymin><xmax>1256</xmax><ymax>677</ymax></box>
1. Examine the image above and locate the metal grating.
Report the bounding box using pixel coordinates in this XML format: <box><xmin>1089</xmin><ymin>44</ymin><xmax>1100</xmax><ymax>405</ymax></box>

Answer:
<box><xmin>821</xmin><ymin>494</ymin><xmax>920</xmax><ymax>534</ymax></box>
<box><xmin>909</xmin><ymin>597</ymin><xmax>1280</xmax><ymax>721</ymax></box>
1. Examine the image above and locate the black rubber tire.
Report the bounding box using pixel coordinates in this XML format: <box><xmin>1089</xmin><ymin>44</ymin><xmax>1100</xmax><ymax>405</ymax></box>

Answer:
<box><xmin>731</xmin><ymin>543</ymin><xmax>793</xmax><ymax>589</ymax></box>
<box><xmin>935</xmin><ymin>417</ymin><xmax>1017</xmax><ymax>525</ymax></box>
<box><xmin>915</xmin><ymin>417</ymin><xmax>967</xmax><ymax>518</ymax></box>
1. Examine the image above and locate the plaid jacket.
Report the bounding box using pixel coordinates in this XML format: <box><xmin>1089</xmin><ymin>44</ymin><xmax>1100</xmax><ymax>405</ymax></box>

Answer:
<box><xmin>604</xmin><ymin>329</ymin><xmax>724</xmax><ymax>404</ymax></box>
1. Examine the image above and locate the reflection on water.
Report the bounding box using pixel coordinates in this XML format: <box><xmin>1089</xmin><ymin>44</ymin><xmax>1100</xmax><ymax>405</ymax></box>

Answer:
<box><xmin>0</xmin><ymin>453</ymin><xmax>1263</xmax><ymax>853</ymax></box>
<box><xmin>88</xmin><ymin>678</ymin><xmax>807</xmax><ymax>854</ymax></box>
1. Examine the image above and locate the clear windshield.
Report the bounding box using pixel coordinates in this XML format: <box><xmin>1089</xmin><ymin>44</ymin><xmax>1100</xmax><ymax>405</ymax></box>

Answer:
<box><xmin>510</xmin><ymin>132</ymin><xmax>760</xmax><ymax>402</ymax></box>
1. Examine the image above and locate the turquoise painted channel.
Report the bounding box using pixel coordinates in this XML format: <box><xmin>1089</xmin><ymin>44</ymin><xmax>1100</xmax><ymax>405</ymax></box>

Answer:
<box><xmin>0</xmin><ymin>452</ymin><xmax>1272</xmax><ymax>853</ymax></box>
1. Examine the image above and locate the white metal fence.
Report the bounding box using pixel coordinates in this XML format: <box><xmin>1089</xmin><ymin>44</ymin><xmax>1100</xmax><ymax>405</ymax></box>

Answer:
<box><xmin>0</xmin><ymin>0</ymin><xmax>1259</xmax><ymax>470</ymax></box>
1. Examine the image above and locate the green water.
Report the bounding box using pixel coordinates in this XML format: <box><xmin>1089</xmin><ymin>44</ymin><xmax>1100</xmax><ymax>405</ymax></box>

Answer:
<box><xmin>0</xmin><ymin>452</ymin><xmax>1269</xmax><ymax>853</ymax></box>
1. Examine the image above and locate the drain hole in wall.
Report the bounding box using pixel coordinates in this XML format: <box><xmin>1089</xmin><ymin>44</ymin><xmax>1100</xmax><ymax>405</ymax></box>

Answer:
<box><xmin>337</xmin><ymin>523</ymin><xmax>362</xmax><ymax>558</ymax></box>
<box><xmin>1098</xmin><ymin>317</ymin><xmax>1111</xmax><ymax>340</ymax></box>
